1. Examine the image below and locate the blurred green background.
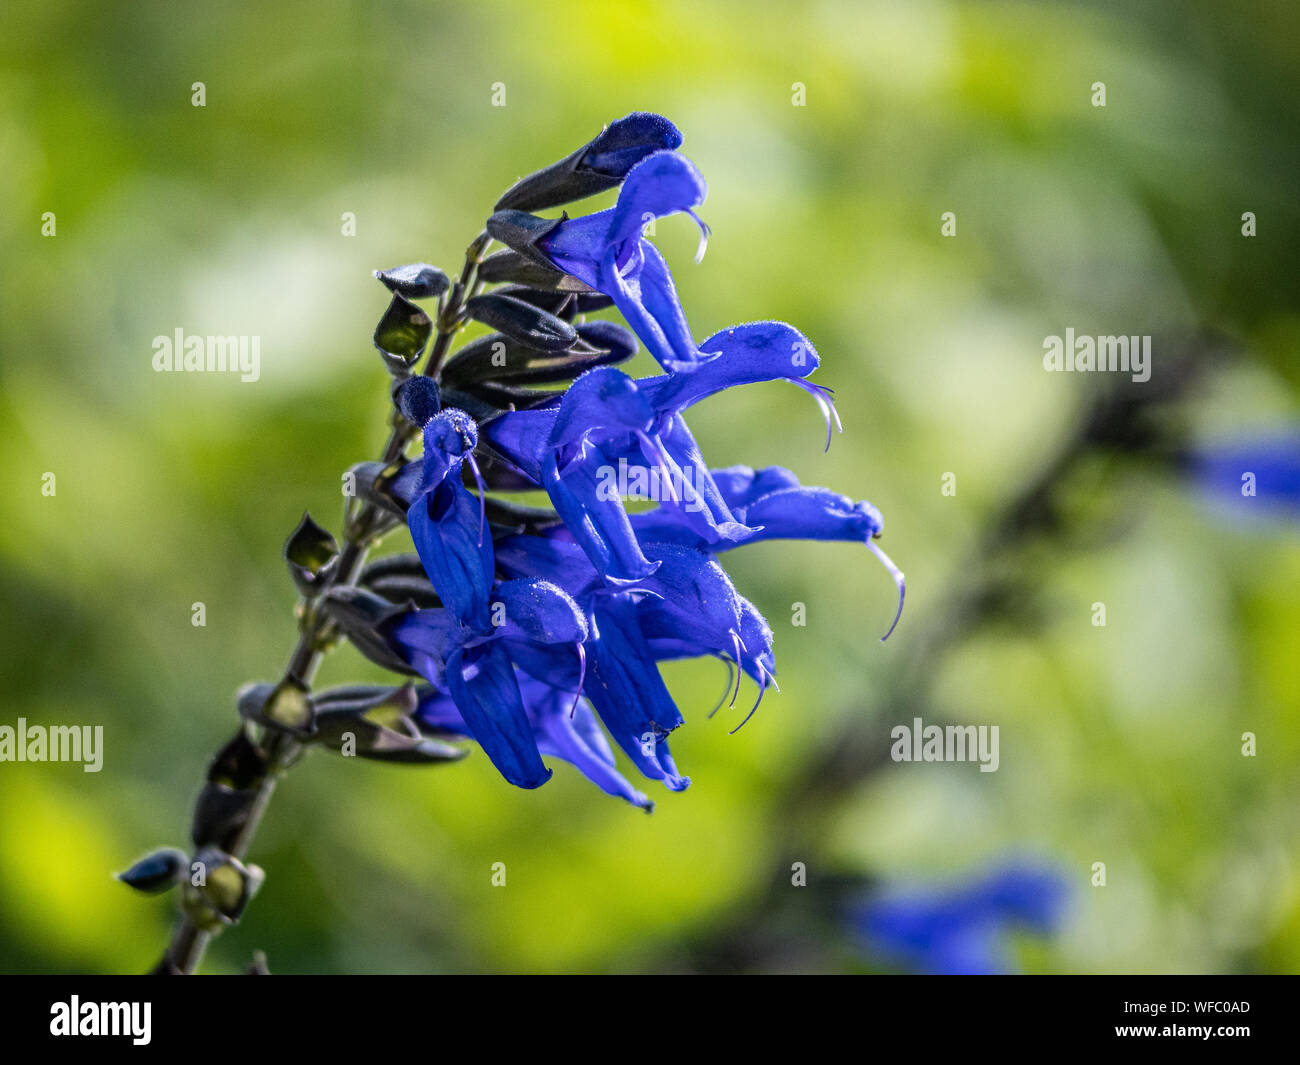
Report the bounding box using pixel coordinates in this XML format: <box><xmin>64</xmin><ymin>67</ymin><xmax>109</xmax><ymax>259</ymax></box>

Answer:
<box><xmin>1</xmin><ymin>0</ymin><xmax>1297</xmax><ymax>973</ymax></box>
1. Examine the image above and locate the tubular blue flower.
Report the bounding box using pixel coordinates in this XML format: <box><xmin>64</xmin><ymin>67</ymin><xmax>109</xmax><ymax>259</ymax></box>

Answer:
<box><xmin>491</xmin><ymin>533</ymin><xmax>693</xmax><ymax>786</ymax></box>
<box><xmin>496</xmin><ymin>534</ymin><xmax>684</xmax><ymax>744</ymax></box>
<box><xmin>484</xmin><ymin>387</ymin><xmax>750</xmax><ymax>569</ymax></box>
<box><xmin>629</xmin><ymin>543</ymin><xmax>743</xmax><ymax>657</ymax></box>
<box><xmin>388</xmin><ymin>404</ymin><xmax>595</xmax><ymax>789</ymax></box>
<box><xmin>619</xmin><ymin>541</ymin><xmax>774</xmax><ymax>727</ymax></box>
<box><xmin>853</xmin><ymin>861</ymin><xmax>1068</xmax><ymax>975</ymax></box>
<box><xmin>530</xmin><ymin>150</ymin><xmax>711</xmax><ymax>373</ymax></box>
<box><xmin>615</xmin><ymin>319</ymin><xmax>843</xmax><ymax>547</ymax></box>
<box><xmin>410</xmin><ymin>480</ymin><xmax>494</xmax><ymax>631</ymax></box>
<box><xmin>495</xmin><ymin>527</ymin><xmax>775</xmax><ymax>733</ymax></box>
<box><xmin>492</xmin><ymin>576</ymin><xmax>590</xmax><ymax>710</ymax></box>
<box><xmin>582</xmin><ymin>319</ymin><xmax>839</xmax><ymax>546</ymax></box>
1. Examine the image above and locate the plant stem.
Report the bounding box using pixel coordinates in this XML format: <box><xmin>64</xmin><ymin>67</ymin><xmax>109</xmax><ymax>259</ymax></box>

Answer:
<box><xmin>155</xmin><ymin>234</ymin><xmax>490</xmax><ymax>975</ymax></box>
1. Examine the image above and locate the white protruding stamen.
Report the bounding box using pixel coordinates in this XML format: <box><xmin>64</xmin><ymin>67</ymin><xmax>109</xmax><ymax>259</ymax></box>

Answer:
<box><xmin>867</xmin><ymin>538</ymin><xmax>906</xmax><ymax>642</ymax></box>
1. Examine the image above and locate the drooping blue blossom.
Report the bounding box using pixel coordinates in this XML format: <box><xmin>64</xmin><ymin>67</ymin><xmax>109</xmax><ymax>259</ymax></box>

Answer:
<box><xmin>853</xmin><ymin>861</ymin><xmax>1068</xmax><ymax>975</ymax></box>
<box><xmin>375</xmin><ymin>114</ymin><xmax>905</xmax><ymax>808</ymax></box>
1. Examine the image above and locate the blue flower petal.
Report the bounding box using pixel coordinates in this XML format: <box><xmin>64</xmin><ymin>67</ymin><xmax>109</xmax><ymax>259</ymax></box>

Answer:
<box><xmin>602</xmin><ymin>240</ymin><xmax>701</xmax><ymax>372</ymax></box>
<box><xmin>548</xmin><ymin>367</ymin><xmax>655</xmax><ymax>450</ymax></box>
<box><xmin>741</xmin><ymin>486</ymin><xmax>884</xmax><ymax>543</ymax></box>
<box><xmin>388</xmin><ymin>607</ymin><xmax>459</xmax><ymax>681</ymax></box>
<box><xmin>446</xmin><ymin>643</ymin><xmax>552</xmax><ymax>789</ymax></box>
<box><xmin>495</xmin><ymin>531</ymin><xmax>600</xmax><ymax>592</ymax></box>
<box><xmin>585</xmin><ymin>598</ymin><xmax>689</xmax><ymax>791</ymax></box>
<box><xmin>409</xmin><ymin>479</ymin><xmax>496</xmax><ymax>633</ymax></box>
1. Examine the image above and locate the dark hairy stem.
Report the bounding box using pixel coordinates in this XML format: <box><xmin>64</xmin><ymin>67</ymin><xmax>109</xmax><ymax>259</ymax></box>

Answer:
<box><xmin>156</xmin><ymin>233</ymin><xmax>490</xmax><ymax>975</ymax></box>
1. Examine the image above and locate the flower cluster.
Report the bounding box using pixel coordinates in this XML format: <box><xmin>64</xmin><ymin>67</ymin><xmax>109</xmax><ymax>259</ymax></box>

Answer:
<box><xmin>344</xmin><ymin>113</ymin><xmax>904</xmax><ymax>809</ymax></box>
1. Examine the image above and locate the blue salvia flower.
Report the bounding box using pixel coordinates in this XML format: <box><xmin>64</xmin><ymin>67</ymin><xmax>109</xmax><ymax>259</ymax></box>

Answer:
<box><xmin>853</xmin><ymin>861</ymin><xmax>1068</xmax><ymax>974</ymax></box>
<box><xmin>374</xmin><ymin>114</ymin><xmax>905</xmax><ymax>807</ymax></box>
<box><xmin>491</xmin><ymin>150</ymin><xmax>710</xmax><ymax>373</ymax></box>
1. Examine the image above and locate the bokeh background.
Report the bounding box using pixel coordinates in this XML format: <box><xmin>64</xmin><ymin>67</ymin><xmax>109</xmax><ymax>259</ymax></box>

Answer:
<box><xmin>1</xmin><ymin>0</ymin><xmax>1297</xmax><ymax>973</ymax></box>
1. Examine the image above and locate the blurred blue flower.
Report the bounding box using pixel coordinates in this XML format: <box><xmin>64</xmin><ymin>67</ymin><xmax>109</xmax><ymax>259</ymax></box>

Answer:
<box><xmin>854</xmin><ymin>861</ymin><xmax>1068</xmax><ymax>974</ymax></box>
<box><xmin>1188</xmin><ymin>431</ymin><xmax>1300</xmax><ymax>518</ymax></box>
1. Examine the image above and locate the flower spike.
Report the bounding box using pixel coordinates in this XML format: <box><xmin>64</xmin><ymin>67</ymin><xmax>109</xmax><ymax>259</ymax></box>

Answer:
<box><xmin>378</xmin><ymin>118</ymin><xmax>905</xmax><ymax>809</ymax></box>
